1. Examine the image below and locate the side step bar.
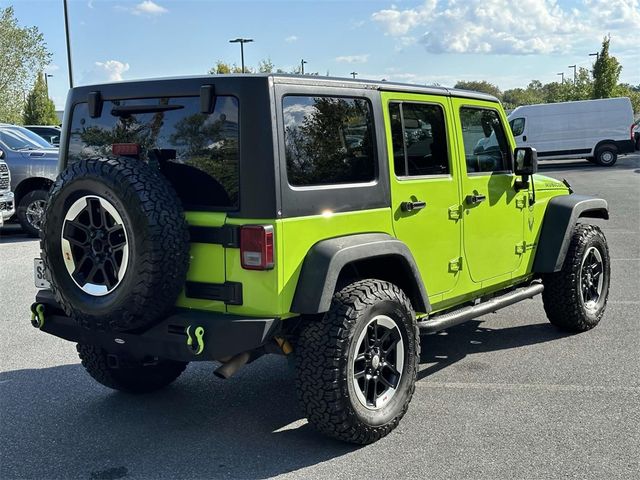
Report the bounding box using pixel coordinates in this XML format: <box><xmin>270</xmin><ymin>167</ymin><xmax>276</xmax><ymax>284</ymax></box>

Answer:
<box><xmin>418</xmin><ymin>283</ymin><xmax>544</xmax><ymax>334</ymax></box>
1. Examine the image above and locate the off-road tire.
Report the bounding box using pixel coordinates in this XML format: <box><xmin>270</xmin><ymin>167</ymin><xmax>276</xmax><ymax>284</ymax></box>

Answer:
<box><xmin>542</xmin><ymin>224</ymin><xmax>610</xmax><ymax>332</ymax></box>
<box><xmin>295</xmin><ymin>279</ymin><xmax>419</xmax><ymax>444</ymax></box>
<box><xmin>41</xmin><ymin>157</ymin><xmax>190</xmax><ymax>332</ymax></box>
<box><xmin>595</xmin><ymin>144</ymin><xmax>617</xmax><ymax>167</ymax></box>
<box><xmin>77</xmin><ymin>344</ymin><xmax>187</xmax><ymax>393</ymax></box>
<box><xmin>17</xmin><ymin>189</ymin><xmax>48</xmax><ymax>237</ymax></box>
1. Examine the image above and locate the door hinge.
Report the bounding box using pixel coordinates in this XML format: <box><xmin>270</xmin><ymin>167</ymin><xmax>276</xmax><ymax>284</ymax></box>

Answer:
<box><xmin>516</xmin><ymin>196</ymin><xmax>527</xmax><ymax>209</ymax></box>
<box><xmin>448</xmin><ymin>205</ymin><xmax>462</xmax><ymax>220</ymax></box>
<box><xmin>448</xmin><ymin>257</ymin><xmax>463</xmax><ymax>272</ymax></box>
<box><xmin>515</xmin><ymin>241</ymin><xmax>536</xmax><ymax>254</ymax></box>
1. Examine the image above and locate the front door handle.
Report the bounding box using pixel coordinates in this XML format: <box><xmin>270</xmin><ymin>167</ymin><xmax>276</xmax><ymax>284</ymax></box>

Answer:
<box><xmin>523</xmin><ymin>135</ymin><xmax>527</xmax><ymax>142</ymax></box>
<box><xmin>401</xmin><ymin>200</ymin><xmax>427</xmax><ymax>212</ymax></box>
<box><xmin>466</xmin><ymin>193</ymin><xmax>487</xmax><ymax>206</ymax></box>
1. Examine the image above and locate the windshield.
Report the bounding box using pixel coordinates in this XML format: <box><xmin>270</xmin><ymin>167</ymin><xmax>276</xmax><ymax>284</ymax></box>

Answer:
<box><xmin>0</xmin><ymin>126</ymin><xmax>54</xmax><ymax>150</ymax></box>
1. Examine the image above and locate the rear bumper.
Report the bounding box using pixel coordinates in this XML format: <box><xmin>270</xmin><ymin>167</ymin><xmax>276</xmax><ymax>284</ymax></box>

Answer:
<box><xmin>33</xmin><ymin>290</ymin><xmax>280</xmax><ymax>362</ymax></box>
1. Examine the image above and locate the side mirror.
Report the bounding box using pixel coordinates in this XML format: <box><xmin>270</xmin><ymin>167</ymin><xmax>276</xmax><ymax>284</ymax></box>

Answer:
<box><xmin>514</xmin><ymin>147</ymin><xmax>538</xmax><ymax>176</ymax></box>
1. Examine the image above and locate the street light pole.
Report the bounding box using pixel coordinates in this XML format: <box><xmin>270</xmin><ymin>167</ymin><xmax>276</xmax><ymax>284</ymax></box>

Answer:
<box><xmin>568</xmin><ymin>65</ymin><xmax>576</xmax><ymax>84</ymax></box>
<box><xmin>229</xmin><ymin>38</ymin><xmax>254</xmax><ymax>73</ymax></box>
<box><xmin>589</xmin><ymin>52</ymin><xmax>599</xmax><ymax>62</ymax></box>
<box><xmin>350</xmin><ymin>71</ymin><xmax>358</xmax><ymax>79</ymax></box>
<box><xmin>63</xmin><ymin>0</ymin><xmax>74</xmax><ymax>88</ymax></box>
<box><xmin>301</xmin><ymin>59</ymin><xmax>307</xmax><ymax>75</ymax></box>
<box><xmin>44</xmin><ymin>73</ymin><xmax>53</xmax><ymax>96</ymax></box>
<box><xmin>557</xmin><ymin>72</ymin><xmax>564</xmax><ymax>83</ymax></box>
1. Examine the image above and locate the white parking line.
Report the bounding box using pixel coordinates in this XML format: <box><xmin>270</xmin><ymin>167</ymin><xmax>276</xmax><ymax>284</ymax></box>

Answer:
<box><xmin>416</xmin><ymin>382</ymin><xmax>640</xmax><ymax>393</ymax></box>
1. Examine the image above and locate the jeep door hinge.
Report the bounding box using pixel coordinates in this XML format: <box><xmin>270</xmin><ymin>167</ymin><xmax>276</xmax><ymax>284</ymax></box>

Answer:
<box><xmin>448</xmin><ymin>205</ymin><xmax>462</xmax><ymax>220</ymax></box>
<box><xmin>516</xmin><ymin>196</ymin><xmax>527</xmax><ymax>209</ymax></box>
<box><xmin>515</xmin><ymin>241</ymin><xmax>536</xmax><ymax>254</ymax></box>
<box><xmin>448</xmin><ymin>257</ymin><xmax>463</xmax><ymax>272</ymax></box>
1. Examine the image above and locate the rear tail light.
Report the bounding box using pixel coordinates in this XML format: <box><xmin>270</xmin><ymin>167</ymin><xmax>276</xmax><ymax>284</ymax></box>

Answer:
<box><xmin>240</xmin><ymin>225</ymin><xmax>274</xmax><ymax>270</ymax></box>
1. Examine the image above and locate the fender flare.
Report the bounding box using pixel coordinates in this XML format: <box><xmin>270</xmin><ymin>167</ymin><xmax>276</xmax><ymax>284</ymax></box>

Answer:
<box><xmin>533</xmin><ymin>194</ymin><xmax>609</xmax><ymax>273</ymax></box>
<box><xmin>290</xmin><ymin>233</ymin><xmax>431</xmax><ymax>314</ymax></box>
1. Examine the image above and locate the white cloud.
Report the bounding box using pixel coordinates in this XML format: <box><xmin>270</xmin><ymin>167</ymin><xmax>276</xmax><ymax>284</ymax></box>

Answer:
<box><xmin>83</xmin><ymin>60</ymin><xmax>130</xmax><ymax>84</ymax></box>
<box><xmin>371</xmin><ymin>0</ymin><xmax>640</xmax><ymax>55</ymax></box>
<box><xmin>285</xmin><ymin>35</ymin><xmax>298</xmax><ymax>43</ymax></box>
<box><xmin>335</xmin><ymin>54</ymin><xmax>370</xmax><ymax>64</ymax></box>
<box><xmin>134</xmin><ymin>1</ymin><xmax>168</xmax><ymax>15</ymax></box>
<box><xmin>119</xmin><ymin>1</ymin><xmax>168</xmax><ymax>16</ymax></box>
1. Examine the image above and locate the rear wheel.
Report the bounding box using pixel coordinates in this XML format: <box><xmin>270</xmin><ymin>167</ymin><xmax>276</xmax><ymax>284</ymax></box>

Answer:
<box><xmin>295</xmin><ymin>279</ymin><xmax>419</xmax><ymax>444</ymax></box>
<box><xmin>542</xmin><ymin>224</ymin><xmax>610</xmax><ymax>332</ymax></box>
<box><xmin>17</xmin><ymin>189</ymin><xmax>48</xmax><ymax>237</ymax></box>
<box><xmin>41</xmin><ymin>157</ymin><xmax>190</xmax><ymax>332</ymax></box>
<box><xmin>77</xmin><ymin>344</ymin><xmax>187</xmax><ymax>393</ymax></box>
<box><xmin>595</xmin><ymin>144</ymin><xmax>617</xmax><ymax>167</ymax></box>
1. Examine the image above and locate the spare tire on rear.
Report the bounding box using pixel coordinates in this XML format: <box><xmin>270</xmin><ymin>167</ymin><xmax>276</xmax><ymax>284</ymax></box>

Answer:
<box><xmin>41</xmin><ymin>157</ymin><xmax>190</xmax><ymax>332</ymax></box>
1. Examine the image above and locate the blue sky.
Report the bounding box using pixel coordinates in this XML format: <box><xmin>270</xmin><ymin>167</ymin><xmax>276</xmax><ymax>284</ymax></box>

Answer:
<box><xmin>6</xmin><ymin>0</ymin><xmax>639</xmax><ymax>109</ymax></box>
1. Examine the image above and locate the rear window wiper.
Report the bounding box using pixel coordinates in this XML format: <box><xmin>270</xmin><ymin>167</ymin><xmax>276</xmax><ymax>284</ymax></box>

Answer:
<box><xmin>111</xmin><ymin>104</ymin><xmax>184</xmax><ymax>116</ymax></box>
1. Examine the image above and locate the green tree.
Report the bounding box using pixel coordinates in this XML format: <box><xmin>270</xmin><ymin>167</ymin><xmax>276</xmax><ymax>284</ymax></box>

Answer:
<box><xmin>566</xmin><ymin>67</ymin><xmax>593</xmax><ymax>101</ymax></box>
<box><xmin>0</xmin><ymin>6</ymin><xmax>51</xmax><ymax>124</ymax></box>
<box><xmin>614</xmin><ymin>83</ymin><xmax>640</xmax><ymax>114</ymax></box>
<box><xmin>258</xmin><ymin>58</ymin><xmax>275</xmax><ymax>73</ymax></box>
<box><xmin>208</xmin><ymin>60</ymin><xmax>251</xmax><ymax>74</ymax></box>
<box><xmin>23</xmin><ymin>72</ymin><xmax>58</xmax><ymax>125</ymax></box>
<box><xmin>592</xmin><ymin>36</ymin><xmax>622</xmax><ymax>99</ymax></box>
<box><xmin>454</xmin><ymin>80</ymin><xmax>502</xmax><ymax>99</ymax></box>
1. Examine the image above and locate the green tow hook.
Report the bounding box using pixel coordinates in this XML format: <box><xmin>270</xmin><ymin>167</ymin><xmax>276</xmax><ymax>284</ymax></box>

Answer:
<box><xmin>30</xmin><ymin>303</ymin><xmax>45</xmax><ymax>329</ymax></box>
<box><xmin>186</xmin><ymin>325</ymin><xmax>205</xmax><ymax>356</ymax></box>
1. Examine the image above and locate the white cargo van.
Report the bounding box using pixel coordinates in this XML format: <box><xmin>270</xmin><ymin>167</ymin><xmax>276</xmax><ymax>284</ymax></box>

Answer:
<box><xmin>508</xmin><ymin>97</ymin><xmax>637</xmax><ymax>166</ymax></box>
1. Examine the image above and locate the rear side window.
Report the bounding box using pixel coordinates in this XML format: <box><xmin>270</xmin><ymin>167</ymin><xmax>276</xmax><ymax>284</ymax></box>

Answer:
<box><xmin>389</xmin><ymin>102</ymin><xmax>449</xmax><ymax>176</ymax></box>
<box><xmin>510</xmin><ymin>117</ymin><xmax>525</xmax><ymax>136</ymax></box>
<box><xmin>459</xmin><ymin>107</ymin><xmax>511</xmax><ymax>173</ymax></box>
<box><xmin>283</xmin><ymin>95</ymin><xmax>376</xmax><ymax>187</ymax></box>
<box><xmin>67</xmin><ymin>96</ymin><xmax>239</xmax><ymax>209</ymax></box>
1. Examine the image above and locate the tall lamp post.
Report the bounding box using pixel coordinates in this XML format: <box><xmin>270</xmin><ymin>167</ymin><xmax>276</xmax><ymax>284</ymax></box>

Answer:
<box><xmin>568</xmin><ymin>64</ymin><xmax>576</xmax><ymax>84</ymax></box>
<box><xmin>589</xmin><ymin>52</ymin><xmax>599</xmax><ymax>62</ymax></box>
<box><xmin>44</xmin><ymin>74</ymin><xmax>54</xmax><ymax>96</ymax></box>
<box><xmin>557</xmin><ymin>72</ymin><xmax>565</xmax><ymax>83</ymax></box>
<box><xmin>63</xmin><ymin>0</ymin><xmax>74</xmax><ymax>88</ymax></box>
<box><xmin>350</xmin><ymin>71</ymin><xmax>358</xmax><ymax>79</ymax></box>
<box><xmin>229</xmin><ymin>38</ymin><xmax>254</xmax><ymax>73</ymax></box>
<box><xmin>301</xmin><ymin>59</ymin><xmax>307</xmax><ymax>75</ymax></box>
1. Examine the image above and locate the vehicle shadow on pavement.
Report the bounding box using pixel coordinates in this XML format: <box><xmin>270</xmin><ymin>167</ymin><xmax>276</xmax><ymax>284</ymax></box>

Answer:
<box><xmin>0</xmin><ymin>357</ymin><xmax>358</xmax><ymax>480</ymax></box>
<box><xmin>0</xmin><ymin>225</ymin><xmax>35</xmax><ymax>244</ymax></box>
<box><xmin>418</xmin><ymin>320</ymin><xmax>572</xmax><ymax>381</ymax></box>
<box><xmin>0</xmin><ymin>322</ymin><xmax>572</xmax><ymax>479</ymax></box>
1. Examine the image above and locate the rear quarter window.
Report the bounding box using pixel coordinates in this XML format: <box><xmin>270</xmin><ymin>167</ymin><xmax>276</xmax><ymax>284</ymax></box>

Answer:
<box><xmin>67</xmin><ymin>96</ymin><xmax>239</xmax><ymax>209</ymax></box>
<box><xmin>282</xmin><ymin>95</ymin><xmax>376</xmax><ymax>187</ymax></box>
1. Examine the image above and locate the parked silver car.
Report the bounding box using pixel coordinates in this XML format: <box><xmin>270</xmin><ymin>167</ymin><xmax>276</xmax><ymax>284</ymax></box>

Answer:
<box><xmin>24</xmin><ymin>125</ymin><xmax>62</xmax><ymax>147</ymax></box>
<box><xmin>0</xmin><ymin>124</ymin><xmax>58</xmax><ymax>236</ymax></box>
<box><xmin>0</xmin><ymin>155</ymin><xmax>16</xmax><ymax>226</ymax></box>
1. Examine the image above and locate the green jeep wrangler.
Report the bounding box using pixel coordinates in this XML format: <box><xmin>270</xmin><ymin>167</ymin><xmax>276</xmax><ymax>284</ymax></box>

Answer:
<box><xmin>32</xmin><ymin>75</ymin><xmax>610</xmax><ymax>444</ymax></box>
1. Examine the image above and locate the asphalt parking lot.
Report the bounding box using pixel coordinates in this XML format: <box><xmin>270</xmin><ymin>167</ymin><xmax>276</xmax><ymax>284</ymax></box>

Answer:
<box><xmin>1</xmin><ymin>155</ymin><xmax>639</xmax><ymax>480</ymax></box>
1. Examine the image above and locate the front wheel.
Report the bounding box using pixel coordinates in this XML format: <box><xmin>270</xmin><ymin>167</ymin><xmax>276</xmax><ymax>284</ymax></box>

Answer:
<box><xmin>17</xmin><ymin>189</ymin><xmax>48</xmax><ymax>237</ymax></box>
<box><xmin>295</xmin><ymin>279</ymin><xmax>419</xmax><ymax>444</ymax></box>
<box><xmin>542</xmin><ymin>224</ymin><xmax>610</xmax><ymax>332</ymax></box>
<box><xmin>595</xmin><ymin>144</ymin><xmax>617</xmax><ymax>167</ymax></box>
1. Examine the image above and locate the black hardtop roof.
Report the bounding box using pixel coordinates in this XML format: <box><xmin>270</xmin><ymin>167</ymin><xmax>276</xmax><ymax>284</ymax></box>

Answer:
<box><xmin>69</xmin><ymin>73</ymin><xmax>500</xmax><ymax>103</ymax></box>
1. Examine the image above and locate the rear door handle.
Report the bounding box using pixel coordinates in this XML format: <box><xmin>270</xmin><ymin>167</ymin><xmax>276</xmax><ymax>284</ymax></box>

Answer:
<box><xmin>401</xmin><ymin>200</ymin><xmax>427</xmax><ymax>212</ymax></box>
<box><xmin>466</xmin><ymin>194</ymin><xmax>486</xmax><ymax>206</ymax></box>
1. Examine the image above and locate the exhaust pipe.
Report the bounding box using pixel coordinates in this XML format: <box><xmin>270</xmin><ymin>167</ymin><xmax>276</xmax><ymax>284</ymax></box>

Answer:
<box><xmin>214</xmin><ymin>352</ymin><xmax>251</xmax><ymax>379</ymax></box>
